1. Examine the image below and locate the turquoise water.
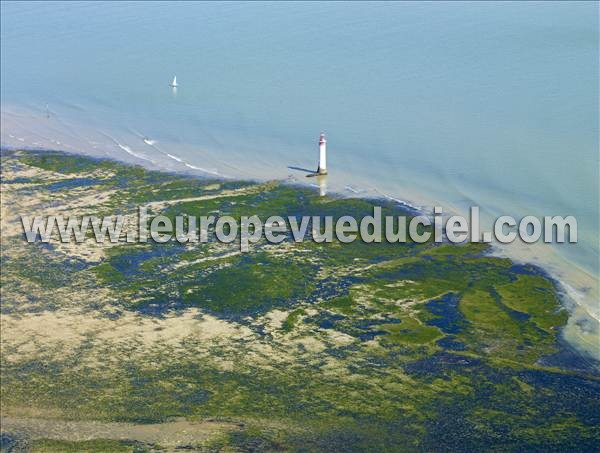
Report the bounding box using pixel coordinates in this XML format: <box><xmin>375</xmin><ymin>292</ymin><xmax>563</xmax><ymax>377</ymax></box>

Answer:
<box><xmin>1</xmin><ymin>3</ymin><xmax>598</xmax><ymax>279</ymax></box>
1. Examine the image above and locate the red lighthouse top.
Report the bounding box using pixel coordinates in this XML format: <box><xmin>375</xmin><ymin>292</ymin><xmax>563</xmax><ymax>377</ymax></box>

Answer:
<box><xmin>319</xmin><ymin>132</ymin><xmax>326</xmax><ymax>145</ymax></box>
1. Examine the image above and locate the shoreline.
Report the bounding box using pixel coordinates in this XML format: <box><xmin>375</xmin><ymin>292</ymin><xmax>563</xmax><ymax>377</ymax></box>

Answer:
<box><xmin>1</xmin><ymin>144</ymin><xmax>598</xmax><ymax>362</ymax></box>
<box><xmin>2</xmin><ymin>101</ymin><xmax>597</xmax><ymax>270</ymax></box>
<box><xmin>2</xmin><ymin>145</ymin><xmax>599</xmax><ymax>449</ymax></box>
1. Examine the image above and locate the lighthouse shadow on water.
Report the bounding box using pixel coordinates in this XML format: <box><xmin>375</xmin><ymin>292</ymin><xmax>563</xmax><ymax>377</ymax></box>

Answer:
<box><xmin>293</xmin><ymin>132</ymin><xmax>327</xmax><ymax>178</ymax></box>
<box><xmin>288</xmin><ymin>132</ymin><xmax>328</xmax><ymax>195</ymax></box>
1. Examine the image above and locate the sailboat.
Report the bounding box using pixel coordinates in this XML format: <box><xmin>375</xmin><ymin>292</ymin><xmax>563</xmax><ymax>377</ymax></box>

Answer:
<box><xmin>170</xmin><ymin>76</ymin><xmax>178</xmax><ymax>88</ymax></box>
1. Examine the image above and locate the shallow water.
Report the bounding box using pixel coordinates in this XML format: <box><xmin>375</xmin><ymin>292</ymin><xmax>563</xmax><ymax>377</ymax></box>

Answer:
<box><xmin>1</xmin><ymin>2</ymin><xmax>598</xmax><ymax>351</ymax></box>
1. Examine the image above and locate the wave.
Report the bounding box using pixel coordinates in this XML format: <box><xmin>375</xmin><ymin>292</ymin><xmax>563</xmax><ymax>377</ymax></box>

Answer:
<box><xmin>127</xmin><ymin>128</ymin><xmax>157</xmax><ymax>146</ymax></box>
<box><xmin>100</xmin><ymin>131</ymin><xmax>155</xmax><ymax>164</ymax></box>
<box><xmin>163</xmin><ymin>152</ymin><xmax>219</xmax><ymax>176</ymax></box>
<box><xmin>166</xmin><ymin>153</ymin><xmax>184</xmax><ymax>163</ymax></box>
<box><xmin>183</xmin><ymin>162</ymin><xmax>220</xmax><ymax>176</ymax></box>
<box><xmin>117</xmin><ymin>143</ymin><xmax>155</xmax><ymax>164</ymax></box>
<box><xmin>126</xmin><ymin>129</ymin><xmax>221</xmax><ymax>177</ymax></box>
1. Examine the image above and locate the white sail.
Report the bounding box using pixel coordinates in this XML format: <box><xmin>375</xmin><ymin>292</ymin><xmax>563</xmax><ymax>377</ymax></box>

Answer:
<box><xmin>170</xmin><ymin>76</ymin><xmax>178</xmax><ymax>87</ymax></box>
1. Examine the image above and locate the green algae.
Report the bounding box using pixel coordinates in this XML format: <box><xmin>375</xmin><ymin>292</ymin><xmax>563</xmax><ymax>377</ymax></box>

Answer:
<box><xmin>1</xmin><ymin>150</ymin><xmax>597</xmax><ymax>451</ymax></box>
<box><xmin>27</xmin><ymin>439</ymin><xmax>149</xmax><ymax>453</ymax></box>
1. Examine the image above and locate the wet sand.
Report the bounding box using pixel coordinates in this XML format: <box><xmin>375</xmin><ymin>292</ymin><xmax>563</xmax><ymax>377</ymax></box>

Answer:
<box><xmin>1</xmin><ymin>416</ymin><xmax>241</xmax><ymax>448</ymax></box>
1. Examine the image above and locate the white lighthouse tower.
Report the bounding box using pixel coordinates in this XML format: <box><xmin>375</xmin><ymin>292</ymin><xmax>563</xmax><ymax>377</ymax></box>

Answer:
<box><xmin>317</xmin><ymin>132</ymin><xmax>327</xmax><ymax>175</ymax></box>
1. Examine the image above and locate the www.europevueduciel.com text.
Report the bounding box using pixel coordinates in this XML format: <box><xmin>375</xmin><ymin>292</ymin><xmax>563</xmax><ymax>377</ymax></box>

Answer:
<box><xmin>20</xmin><ymin>206</ymin><xmax>577</xmax><ymax>252</ymax></box>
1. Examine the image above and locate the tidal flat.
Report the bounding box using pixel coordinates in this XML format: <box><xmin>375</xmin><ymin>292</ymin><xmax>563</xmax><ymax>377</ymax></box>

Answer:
<box><xmin>0</xmin><ymin>150</ymin><xmax>598</xmax><ymax>451</ymax></box>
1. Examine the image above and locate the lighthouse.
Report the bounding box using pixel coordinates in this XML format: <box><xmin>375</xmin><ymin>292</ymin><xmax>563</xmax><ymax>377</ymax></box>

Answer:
<box><xmin>317</xmin><ymin>132</ymin><xmax>327</xmax><ymax>175</ymax></box>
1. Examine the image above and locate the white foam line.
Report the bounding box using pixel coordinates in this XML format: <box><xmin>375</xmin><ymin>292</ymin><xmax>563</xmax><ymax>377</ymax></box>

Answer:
<box><xmin>127</xmin><ymin>128</ymin><xmax>157</xmax><ymax>146</ymax></box>
<box><xmin>117</xmin><ymin>143</ymin><xmax>148</xmax><ymax>161</ymax></box>
<box><xmin>166</xmin><ymin>153</ymin><xmax>184</xmax><ymax>163</ymax></box>
<box><xmin>100</xmin><ymin>131</ymin><xmax>155</xmax><ymax>164</ymax></box>
<box><xmin>184</xmin><ymin>162</ymin><xmax>220</xmax><ymax>176</ymax></box>
<box><xmin>560</xmin><ymin>281</ymin><xmax>587</xmax><ymax>306</ymax></box>
<box><xmin>148</xmin><ymin>142</ymin><xmax>223</xmax><ymax>177</ymax></box>
<box><xmin>121</xmin><ymin>127</ymin><xmax>240</xmax><ymax>178</ymax></box>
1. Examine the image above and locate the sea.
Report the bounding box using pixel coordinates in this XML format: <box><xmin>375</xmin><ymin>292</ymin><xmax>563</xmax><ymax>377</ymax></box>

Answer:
<box><xmin>1</xmin><ymin>1</ymin><xmax>598</xmax><ymax>358</ymax></box>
